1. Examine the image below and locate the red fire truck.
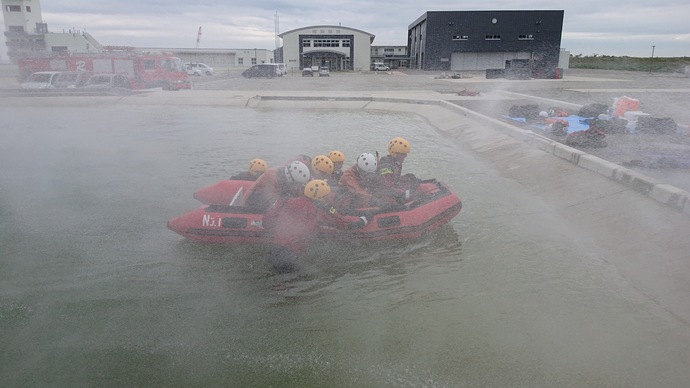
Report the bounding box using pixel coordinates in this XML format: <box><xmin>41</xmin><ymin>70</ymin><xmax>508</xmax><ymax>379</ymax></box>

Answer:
<box><xmin>16</xmin><ymin>47</ymin><xmax>191</xmax><ymax>90</ymax></box>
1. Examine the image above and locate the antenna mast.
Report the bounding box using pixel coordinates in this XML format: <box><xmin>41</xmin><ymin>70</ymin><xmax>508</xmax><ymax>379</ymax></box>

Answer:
<box><xmin>275</xmin><ymin>12</ymin><xmax>280</xmax><ymax>50</ymax></box>
<box><xmin>195</xmin><ymin>26</ymin><xmax>202</xmax><ymax>49</ymax></box>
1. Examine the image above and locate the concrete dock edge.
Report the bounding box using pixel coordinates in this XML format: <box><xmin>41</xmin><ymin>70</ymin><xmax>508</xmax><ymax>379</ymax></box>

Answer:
<box><xmin>432</xmin><ymin>99</ymin><xmax>690</xmax><ymax>214</ymax></box>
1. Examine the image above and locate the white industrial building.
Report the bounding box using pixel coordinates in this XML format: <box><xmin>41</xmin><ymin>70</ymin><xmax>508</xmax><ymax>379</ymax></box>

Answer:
<box><xmin>278</xmin><ymin>25</ymin><xmax>374</xmax><ymax>72</ymax></box>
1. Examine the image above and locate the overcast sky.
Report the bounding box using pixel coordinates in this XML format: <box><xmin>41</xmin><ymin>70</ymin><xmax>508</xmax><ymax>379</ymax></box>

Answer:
<box><xmin>2</xmin><ymin>1</ymin><xmax>689</xmax><ymax>60</ymax></box>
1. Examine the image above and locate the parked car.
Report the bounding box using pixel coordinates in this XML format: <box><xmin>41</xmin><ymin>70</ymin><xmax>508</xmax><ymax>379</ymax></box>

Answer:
<box><xmin>54</xmin><ymin>71</ymin><xmax>93</xmax><ymax>89</ymax></box>
<box><xmin>186</xmin><ymin>63</ymin><xmax>213</xmax><ymax>75</ymax></box>
<box><xmin>20</xmin><ymin>71</ymin><xmax>61</xmax><ymax>90</ymax></box>
<box><xmin>302</xmin><ymin>68</ymin><xmax>314</xmax><ymax>77</ymax></box>
<box><xmin>273</xmin><ymin>63</ymin><xmax>287</xmax><ymax>76</ymax></box>
<box><xmin>374</xmin><ymin>64</ymin><xmax>391</xmax><ymax>71</ymax></box>
<box><xmin>242</xmin><ymin>64</ymin><xmax>278</xmax><ymax>78</ymax></box>
<box><xmin>81</xmin><ymin>74</ymin><xmax>131</xmax><ymax>93</ymax></box>
<box><xmin>185</xmin><ymin>64</ymin><xmax>202</xmax><ymax>76</ymax></box>
<box><xmin>319</xmin><ymin>67</ymin><xmax>330</xmax><ymax>77</ymax></box>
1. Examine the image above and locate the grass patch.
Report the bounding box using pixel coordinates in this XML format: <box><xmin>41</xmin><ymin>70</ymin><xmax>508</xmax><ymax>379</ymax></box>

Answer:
<box><xmin>570</xmin><ymin>55</ymin><xmax>690</xmax><ymax>73</ymax></box>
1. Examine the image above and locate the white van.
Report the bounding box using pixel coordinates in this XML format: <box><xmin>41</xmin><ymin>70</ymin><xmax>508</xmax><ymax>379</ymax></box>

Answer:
<box><xmin>275</xmin><ymin>63</ymin><xmax>287</xmax><ymax>76</ymax></box>
<box><xmin>265</xmin><ymin>63</ymin><xmax>287</xmax><ymax>76</ymax></box>
<box><xmin>186</xmin><ymin>63</ymin><xmax>214</xmax><ymax>75</ymax></box>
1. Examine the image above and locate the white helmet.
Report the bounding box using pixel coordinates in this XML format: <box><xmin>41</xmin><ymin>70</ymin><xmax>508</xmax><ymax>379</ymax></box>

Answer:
<box><xmin>284</xmin><ymin>161</ymin><xmax>311</xmax><ymax>184</ymax></box>
<box><xmin>356</xmin><ymin>152</ymin><xmax>378</xmax><ymax>173</ymax></box>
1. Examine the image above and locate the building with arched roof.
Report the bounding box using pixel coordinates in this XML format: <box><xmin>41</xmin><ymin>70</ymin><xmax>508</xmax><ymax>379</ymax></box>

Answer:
<box><xmin>278</xmin><ymin>25</ymin><xmax>374</xmax><ymax>73</ymax></box>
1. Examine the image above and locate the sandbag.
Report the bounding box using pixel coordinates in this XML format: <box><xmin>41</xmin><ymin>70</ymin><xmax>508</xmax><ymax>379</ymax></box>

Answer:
<box><xmin>636</xmin><ymin>117</ymin><xmax>678</xmax><ymax>134</ymax></box>
<box><xmin>589</xmin><ymin>118</ymin><xmax>628</xmax><ymax>134</ymax></box>
<box><xmin>509</xmin><ymin>104</ymin><xmax>541</xmax><ymax>120</ymax></box>
<box><xmin>578</xmin><ymin>103</ymin><xmax>609</xmax><ymax>118</ymax></box>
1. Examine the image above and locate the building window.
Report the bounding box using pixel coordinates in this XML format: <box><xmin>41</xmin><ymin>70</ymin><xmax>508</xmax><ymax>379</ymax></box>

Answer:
<box><xmin>384</xmin><ymin>48</ymin><xmax>394</xmax><ymax>52</ymax></box>
<box><xmin>518</xmin><ymin>34</ymin><xmax>534</xmax><ymax>40</ymax></box>
<box><xmin>313</xmin><ymin>39</ymin><xmax>340</xmax><ymax>47</ymax></box>
<box><xmin>485</xmin><ymin>35</ymin><xmax>501</xmax><ymax>40</ymax></box>
<box><xmin>238</xmin><ymin>58</ymin><xmax>243</xmax><ymax>65</ymax></box>
<box><xmin>26</xmin><ymin>6</ymin><xmax>31</xmax><ymax>12</ymax></box>
<box><xmin>452</xmin><ymin>35</ymin><xmax>469</xmax><ymax>40</ymax></box>
<box><xmin>251</xmin><ymin>58</ymin><xmax>256</xmax><ymax>65</ymax></box>
<box><xmin>303</xmin><ymin>39</ymin><xmax>311</xmax><ymax>47</ymax></box>
<box><xmin>6</xmin><ymin>5</ymin><xmax>21</xmax><ymax>12</ymax></box>
<box><xmin>342</xmin><ymin>39</ymin><xmax>350</xmax><ymax>47</ymax></box>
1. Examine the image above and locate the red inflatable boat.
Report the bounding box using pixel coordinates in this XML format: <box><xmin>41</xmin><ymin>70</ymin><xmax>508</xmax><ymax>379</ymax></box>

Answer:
<box><xmin>193</xmin><ymin>179</ymin><xmax>255</xmax><ymax>205</ymax></box>
<box><xmin>168</xmin><ymin>181</ymin><xmax>462</xmax><ymax>244</ymax></box>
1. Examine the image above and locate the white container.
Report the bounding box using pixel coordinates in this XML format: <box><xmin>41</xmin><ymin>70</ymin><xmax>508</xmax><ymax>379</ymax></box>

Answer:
<box><xmin>623</xmin><ymin>111</ymin><xmax>651</xmax><ymax>122</ymax></box>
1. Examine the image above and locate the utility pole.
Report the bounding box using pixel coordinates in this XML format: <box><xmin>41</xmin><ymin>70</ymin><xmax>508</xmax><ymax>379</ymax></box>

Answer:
<box><xmin>649</xmin><ymin>45</ymin><xmax>655</xmax><ymax>73</ymax></box>
<box><xmin>195</xmin><ymin>26</ymin><xmax>202</xmax><ymax>49</ymax></box>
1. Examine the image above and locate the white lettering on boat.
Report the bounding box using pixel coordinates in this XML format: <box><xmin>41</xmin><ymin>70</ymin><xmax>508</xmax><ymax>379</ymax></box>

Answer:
<box><xmin>202</xmin><ymin>214</ymin><xmax>221</xmax><ymax>227</ymax></box>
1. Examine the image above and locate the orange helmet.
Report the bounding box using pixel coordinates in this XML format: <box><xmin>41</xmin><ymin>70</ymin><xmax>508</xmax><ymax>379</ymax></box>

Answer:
<box><xmin>248</xmin><ymin>158</ymin><xmax>268</xmax><ymax>174</ymax></box>
<box><xmin>311</xmin><ymin>155</ymin><xmax>334</xmax><ymax>175</ymax></box>
<box><xmin>304</xmin><ymin>179</ymin><xmax>331</xmax><ymax>200</ymax></box>
<box><xmin>387</xmin><ymin>137</ymin><xmax>410</xmax><ymax>155</ymax></box>
<box><xmin>327</xmin><ymin>150</ymin><xmax>346</xmax><ymax>163</ymax></box>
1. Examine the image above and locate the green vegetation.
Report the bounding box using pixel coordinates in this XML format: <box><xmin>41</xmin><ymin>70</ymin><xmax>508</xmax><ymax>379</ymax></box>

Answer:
<box><xmin>569</xmin><ymin>54</ymin><xmax>690</xmax><ymax>73</ymax></box>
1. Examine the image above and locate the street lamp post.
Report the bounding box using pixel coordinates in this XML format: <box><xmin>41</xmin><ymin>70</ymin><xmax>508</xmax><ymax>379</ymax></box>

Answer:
<box><xmin>649</xmin><ymin>45</ymin><xmax>655</xmax><ymax>73</ymax></box>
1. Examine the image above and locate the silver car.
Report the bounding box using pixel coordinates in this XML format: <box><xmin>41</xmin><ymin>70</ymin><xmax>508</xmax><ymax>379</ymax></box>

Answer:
<box><xmin>21</xmin><ymin>71</ymin><xmax>61</xmax><ymax>89</ymax></box>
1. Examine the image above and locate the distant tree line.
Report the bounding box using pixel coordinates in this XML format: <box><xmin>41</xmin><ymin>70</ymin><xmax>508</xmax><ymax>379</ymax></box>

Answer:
<box><xmin>569</xmin><ymin>54</ymin><xmax>690</xmax><ymax>73</ymax></box>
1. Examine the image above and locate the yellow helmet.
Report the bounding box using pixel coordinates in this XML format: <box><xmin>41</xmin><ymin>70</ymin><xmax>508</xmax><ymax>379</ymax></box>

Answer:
<box><xmin>248</xmin><ymin>158</ymin><xmax>268</xmax><ymax>174</ymax></box>
<box><xmin>387</xmin><ymin>137</ymin><xmax>411</xmax><ymax>155</ymax></box>
<box><xmin>327</xmin><ymin>150</ymin><xmax>346</xmax><ymax>163</ymax></box>
<box><xmin>311</xmin><ymin>155</ymin><xmax>334</xmax><ymax>175</ymax></box>
<box><xmin>304</xmin><ymin>179</ymin><xmax>331</xmax><ymax>200</ymax></box>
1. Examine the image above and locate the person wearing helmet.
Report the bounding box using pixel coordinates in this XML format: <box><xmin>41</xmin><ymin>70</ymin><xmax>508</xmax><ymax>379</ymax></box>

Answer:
<box><xmin>243</xmin><ymin>160</ymin><xmax>311</xmax><ymax>212</ymax></box>
<box><xmin>378</xmin><ymin>136</ymin><xmax>418</xmax><ymax>190</ymax></box>
<box><xmin>327</xmin><ymin>150</ymin><xmax>346</xmax><ymax>182</ymax></box>
<box><xmin>230</xmin><ymin>158</ymin><xmax>268</xmax><ymax>181</ymax></box>
<box><xmin>311</xmin><ymin>154</ymin><xmax>334</xmax><ymax>181</ymax></box>
<box><xmin>338</xmin><ymin>152</ymin><xmax>388</xmax><ymax>209</ymax></box>
<box><xmin>263</xmin><ymin>179</ymin><xmax>367</xmax><ymax>273</ymax></box>
<box><xmin>289</xmin><ymin>154</ymin><xmax>313</xmax><ymax>173</ymax></box>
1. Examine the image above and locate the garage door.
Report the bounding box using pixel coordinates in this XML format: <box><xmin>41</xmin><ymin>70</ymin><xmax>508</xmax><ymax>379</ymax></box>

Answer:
<box><xmin>450</xmin><ymin>52</ymin><xmax>531</xmax><ymax>71</ymax></box>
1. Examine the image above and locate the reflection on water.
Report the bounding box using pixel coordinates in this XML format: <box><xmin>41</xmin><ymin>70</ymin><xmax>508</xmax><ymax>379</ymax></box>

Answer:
<box><xmin>2</xmin><ymin>103</ymin><xmax>690</xmax><ymax>386</ymax></box>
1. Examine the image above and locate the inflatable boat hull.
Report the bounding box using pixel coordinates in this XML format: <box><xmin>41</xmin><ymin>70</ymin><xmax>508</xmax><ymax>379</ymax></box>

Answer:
<box><xmin>169</xmin><ymin>181</ymin><xmax>462</xmax><ymax>244</ymax></box>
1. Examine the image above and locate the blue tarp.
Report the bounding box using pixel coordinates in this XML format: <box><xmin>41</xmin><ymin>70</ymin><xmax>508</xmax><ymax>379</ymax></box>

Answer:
<box><xmin>505</xmin><ymin>115</ymin><xmax>591</xmax><ymax>134</ymax></box>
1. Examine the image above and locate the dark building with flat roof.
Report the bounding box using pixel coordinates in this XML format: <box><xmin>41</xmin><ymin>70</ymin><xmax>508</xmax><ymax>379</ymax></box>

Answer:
<box><xmin>409</xmin><ymin>10</ymin><xmax>564</xmax><ymax>77</ymax></box>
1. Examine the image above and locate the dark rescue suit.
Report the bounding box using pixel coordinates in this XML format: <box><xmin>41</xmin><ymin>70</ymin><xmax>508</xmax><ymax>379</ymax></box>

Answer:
<box><xmin>243</xmin><ymin>168</ymin><xmax>301</xmax><ymax>212</ymax></box>
<box><xmin>378</xmin><ymin>154</ymin><xmax>419</xmax><ymax>192</ymax></box>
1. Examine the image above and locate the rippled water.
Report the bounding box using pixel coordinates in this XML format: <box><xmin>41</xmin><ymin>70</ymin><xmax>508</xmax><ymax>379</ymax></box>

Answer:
<box><xmin>1</xmin><ymin>102</ymin><xmax>690</xmax><ymax>386</ymax></box>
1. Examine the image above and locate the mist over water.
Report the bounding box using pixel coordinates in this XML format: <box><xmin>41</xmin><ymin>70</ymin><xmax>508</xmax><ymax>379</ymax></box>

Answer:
<box><xmin>1</xmin><ymin>103</ymin><xmax>690</xmax><ymax>386</ymax></box>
